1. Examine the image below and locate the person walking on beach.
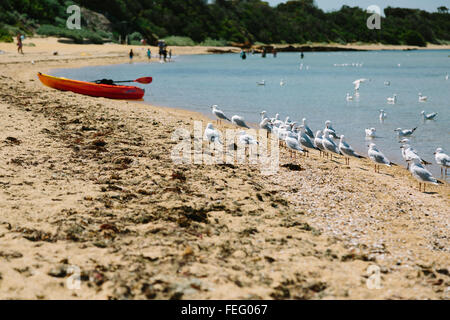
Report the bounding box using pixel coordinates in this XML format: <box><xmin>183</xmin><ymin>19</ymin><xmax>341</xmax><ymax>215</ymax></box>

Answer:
<box><xmin>17</xmin><ymin>33</ymin><xmax>23</xmax><ymax>54</ymax></box>
<box><xmin>163</xmin><ymin>48</ymin><xmax>167</xmax><ymax>62</ymax></box>
<box><xmin>129</xmin><ymin>49</ymin><xmax>134</xmax><ymax>61</ymax></box>
<box><xmin>169</xmin><ymin>49</ymin><xmax>172</xmax><ymax>61</ymax></box>
<box><xmin>273</xmin><ymin>48</ymin><xmax>277</xmax><ymax>58</ymax></box>
<box><xmin>147</xmin><ymin>48</ymin><xmax>151</xmax><ymax>60</ymax></box>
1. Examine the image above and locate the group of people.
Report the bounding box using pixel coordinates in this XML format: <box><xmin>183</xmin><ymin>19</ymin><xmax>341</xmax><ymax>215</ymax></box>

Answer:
<box><xmin>128</xmin><ymin>41</ymin><xmax>172</xmax><ymax>63</ymax></box>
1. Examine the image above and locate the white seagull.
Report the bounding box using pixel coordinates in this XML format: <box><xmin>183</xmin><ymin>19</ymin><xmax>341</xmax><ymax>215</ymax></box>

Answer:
<box><xmin>257</xmin><ymin>80</ymin><xmax>266</xmax><ymax>86</ymax></box>
<box><xmin>387</xmin><ymin>94</ymin><xmax>398</xmax><ymax>104</ymax></box>
<box><xmin>418</xmin><ymin>93</ymin><xmax>428</xmax><ymax>102</ymax></box>
<box><xmin>400</xmin><ymin>141</ymin><xmax>431</xmax><ymax>168</ymax></box>
<box><xmin>408</xmin><ymin>158</ymin><xmax>442</xmax><ymax>192</ymax></box>
<box><xmin>302</xmin><ymin>118</ymin><xmax>315</xmax><ymax>139</ymax></box>
<box><xmin>231</xmin><ymin>115</ymin><xmax>250</xmax><ymax>129</ymax></box>
<box><xmin>324</xmin><ymin>121</ymin><xmax>339</xmax><ymax>139</ymax></box>
<box><xmin>314</xmin><ymin>130</ymin><xmax>326</xmax><ymax>157</ymax></box>
<box><xmin>238</xmin><ymin>131</ymin><xmax>259</xmax><ymax>145</ymax></box>
<box><xmin>346</xmin><ymin>93</ymin><xmax>354</xmax><ymax>101</ymax></box>
<box><xmin>365</xmin><ymin>128</ymin><xmax>377</xmax><ymax>138</ymax></box>
<box><xmin>322</xmin><ymin>129</ymin><xmax>341</xmax><ymax>159</ymax></box>
<box><xmin>204</xmin><ymin>123</ymin><xmax>222</xmax><ymax>144</ymax></box>
<box><xmin>280</xmin><ymin>79</ymin><xmax>286</xmax><ymax>86</ymax></box>
<box><xmin>298</xmin><ymin>125</ymin><xmax>319</xmax><ymax>151</ymax></box>
<box><xmin>421</xmin><ymin>111</ymin><xmax>438</xmax><ymax>120</ymax></box>
<box><xmin>211</xmin><ymin>105</ymin><xmax>231</xmax><ymax>123</ymax></box>
<box><xmin>434</xmin><ymin>148</ymin><xmax>450</xmax><ymax>176</ymax></box>
<box><xmin>379</xmin><ymin>110</ymin><xmax>387</xmax><ymax>122</ymax></box>
<box><xmin>394</xmin><ymin>127</ymin><xmax>417</xmax><ymax>138</ymax></box>
<box><xmin>368</xmin><ymin>143</ymin><xmax>392</xmax><ymax>173</ymax></box>
<box><xmin>339</xmin><ymin>135</ymin><xmax>363</xmax><ymax>165</ymax></box>
<box><xmin>285</xmin><ymin>134</ymin><xmax>306</xmax><ymax>157</ymax></box>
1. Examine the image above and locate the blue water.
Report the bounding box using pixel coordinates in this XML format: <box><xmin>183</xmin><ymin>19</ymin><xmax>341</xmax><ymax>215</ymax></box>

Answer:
<box><xmin>53</xmin><ymin>50</ymin><xmax>450</xmax><ymax>177</ymax></box>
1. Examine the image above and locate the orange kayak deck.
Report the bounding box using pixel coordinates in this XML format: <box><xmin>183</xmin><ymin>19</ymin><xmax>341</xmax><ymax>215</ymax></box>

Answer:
<box><xmin>37</xmin><ymin>73</ymin><xmax>145</xmax><ymax>100</ymax></box>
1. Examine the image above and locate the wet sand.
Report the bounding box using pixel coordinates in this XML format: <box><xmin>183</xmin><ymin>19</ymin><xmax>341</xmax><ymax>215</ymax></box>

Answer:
<box><xmin>0</xmin><ymin>40</ymin><xmax>449</xmax><ymax>300</ymax></box>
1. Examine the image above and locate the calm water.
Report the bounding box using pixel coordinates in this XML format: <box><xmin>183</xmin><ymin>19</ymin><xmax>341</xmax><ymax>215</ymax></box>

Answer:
<box><xmin>54</xmin><ymin>50</ymin><xmax>450</xmax><ymax>177</ymax></box>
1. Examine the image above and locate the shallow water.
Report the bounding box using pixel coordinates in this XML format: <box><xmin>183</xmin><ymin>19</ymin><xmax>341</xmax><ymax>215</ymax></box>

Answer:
<box><xmin>54</xmin><ymin>50</ymin><xmax>449</xmax><ymax>177</ymax></box>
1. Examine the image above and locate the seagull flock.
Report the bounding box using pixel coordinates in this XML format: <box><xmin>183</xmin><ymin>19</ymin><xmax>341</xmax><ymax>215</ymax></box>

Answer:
<box><xmin>206</xmin><ymin>69</ymin><xmax>447</xmax><ymax>193</ymax></box>
<box><xmin>206</xmin><ymin>103</ymin><xmax>447</xmax><ymax>192</ymax></box>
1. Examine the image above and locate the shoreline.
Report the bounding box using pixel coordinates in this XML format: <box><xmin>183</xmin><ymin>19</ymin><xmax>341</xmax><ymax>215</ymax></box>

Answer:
<box><xmin>0</xmin><ymin>41</ymin><xmax>449</xmax><ymax>300</ymax></box>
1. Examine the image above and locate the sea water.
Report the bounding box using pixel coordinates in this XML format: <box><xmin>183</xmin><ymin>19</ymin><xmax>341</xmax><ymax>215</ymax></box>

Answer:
<box><xmin>53</xmin><ymin>50</ymin><xmax>449</xmax><ymax>177</ymax></box>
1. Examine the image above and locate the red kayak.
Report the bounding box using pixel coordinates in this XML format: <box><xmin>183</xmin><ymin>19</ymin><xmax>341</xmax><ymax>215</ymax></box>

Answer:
<box><xmin>38</xmin><ymin>72</ymin><xmax>145</xmax><ymax>100</ymax></box>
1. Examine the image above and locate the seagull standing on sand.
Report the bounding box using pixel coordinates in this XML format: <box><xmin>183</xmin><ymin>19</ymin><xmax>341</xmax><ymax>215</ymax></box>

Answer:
<box><xmin>204</xmin><ymin>123</ymin><xmax>222</xmax><ymax>144</ymax></box>
<box><xmin>434</xmin><ymin>148</ymin><xmax>450</xmax><ymax>176</ymax></box>
<box><xmin>285</xmin><ymin>133</ymin><xmax>306</xmax><ymax>158</ymax></box>
<box><xmin>379</xmin><ymin>110</ymin><xmax>387</xmax><ymax>122</ymax></box>
<box><xmin>260</xmin><ymin>115</ymin><xmax>273</xmax><ymax>134</ymax></box>
<box><xmin>322</xmin><ymin>129</ymin><xmax>341</xmax><ymax>160</ymax></box>
<box><xmin>400</xmin><ymin>141</ymin><xmax>431</xmax><ymax>169</ymax></box>
<box><xmin>232</xmin><ymin>115</ymin><xmax>251</xmax><ymax>129</ymax></box>
<box><xmin>365</xmin><ymin>128</ymin><xmax>376</xmax><ymax>139</ymax></box>
<box><xmin>387</xmin><ymin>94</ymin><xmax>398</xmax><ymax>104</ymax></box>
<box><xmin>421</xmin><ymin>111</ymin><xmax>438</xmax><ymax>120</ymax></box>
<box><xmin>211</xmin><ymin>105</ymin><xmax>230</xmax><ymax>124</ymax></box>
<box><xmin>298</xmin><ymin>125</ymin><xmax>319</xmax><ymax>153</ymax></box>
<box><xmin>368</xmin><ymin>143</ymin><xmax>392</xmax><ymax>173</ymax></box>
<box><xmin>408</xmin><ymin>158</ymin><xmax>442</xmax><ymax>192</ymax></box>
<box><xmin>238</xmin><ymin>131</ymin><xmax>259</xmax><ymax>145</ymax></box>
<box><xmin>324</xmin><ymin>121</ymin><xmax>339</xmax><ymax>139</ymax></box>
<box><xmin>302</xmin><ymin>118</ymin><xmax>315</xmax><ymax>139</ymax></box>
<box><xmin>339</xmin><ymin>135</ymin><xmax>363</xmax><ymax>165</ymax></box>
<box><xmin>394</xmin><ymin>127</ymin><xmax>417</xmax><ymax>138</ymax></box>
<box><xmin>314</xmin><ymin>130</ymin><xmax>325</xmax><ymax>157</ymax></box>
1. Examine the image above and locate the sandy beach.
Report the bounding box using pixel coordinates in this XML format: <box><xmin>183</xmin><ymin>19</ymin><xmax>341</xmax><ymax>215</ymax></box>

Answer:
<box><xmin>0</xmin><ymin>38</ymin><xmax>449</xmax><ymax>300</ymax></box>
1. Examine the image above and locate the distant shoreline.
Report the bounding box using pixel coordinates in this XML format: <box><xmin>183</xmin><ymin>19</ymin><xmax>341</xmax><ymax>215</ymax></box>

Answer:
<box><xmin>1</xmin><ymin>37</ymin><xmax>450</xmax><ymax>65</ymax></box>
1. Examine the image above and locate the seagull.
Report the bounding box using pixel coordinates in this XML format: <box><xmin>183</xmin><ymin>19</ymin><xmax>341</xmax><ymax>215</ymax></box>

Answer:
<box><xmin>314</xmin><ymin>130</ymin><xmax>325</xmax><ymax>157</ymax></box>
<box><xmin>280</xmin><ymin>79</ymin><xmax>286</xmax><ymax>86</ymax></box>
<box><xmin>365</xmin><ymin>128</ymin><xmax>377</xmax><ymax>138</ymax></box>
<box><xmin>339</xmin><ymin>135</ymin><xmax>363</xmax><ymax>165</ymax></box>
<box><xmin>368</xmin><ymin>143</ymin><xmax>392</xmax><ymax>173</ymax></box>
<box><xmin>211</xmin><ymin>105</ymin><xmax>230</xmax><ymax>124</ymax></box>
<box><xmin>394</xmin><ymin>127</ymin><xmax>417</xmax><ymax>138</ymax></box>
<box><xmin>322</xmin><ymin>129</ymin><xmax>341</xmax><ymax>160</ymax></box>
<box><xmin>346</xmin><ymin>93</ymin><xmax>354</xmax><ymax>101</ymax></box>
<box><xmin>421</xmin><ymin>111</ymin><xmax>438</xmax><ymax>120</ymax></box>
<box><xmin>238</xmin><ymin>131</ymin><xmax>259</xmax><ymax>145</ymax></box>
<box><xmin>418</xmin><ymin>93</ymin><xmax>428</xmax><ymax>102</ymax></box>
<box><xmin>408</xmin><ymin>158</ymin><xmax>442</xmax><ymax>192</ymax></box>
<box><xmin>353</xmin><ymin>78</ymin><xmax>368</xmax><ymax>91</ymax></box>
<box><xmin>379</xmin><ymin>110</ymin><xmax>387</xmax><ymax>122</ymax></box>
<box><xmin>204</xmin><ymin>123</ymin><xmax>222</xmax><ymax>144</ymax></box>
<box><xmin>325</xmin><ymin>121</ymin><xmax>339</xmax><ymax>139</ymax></box>
<box><xmin>298</xmin><ymin>125</ymin><xmax>319</xmax><ymax>152</ymax></box>
<box><xmin>285</xmin><ymin>134</ymin><xmax>306</xmax><ymax>157</ymax></box>
<box><xmin>302</xmin><ymin>118</ymin><xmax>315</xmax><ymax>139</ymax></box>
<box><xmin>260</xmin><ymin>117</ymin><xmax>272</xmax><ymax>134</ymax></box>
<box><xmin>231</xmin><ymin>115</ymin><xmax>250</xmax><ymax>129</ymax></box>
<box><xmin>387</xmin><ymin>94</ymin><xmax>398</xmax><ymax>104</ymax></box>
<box><xmin>384</xmin><ymin>81</ymin><xmax>391</xmax><ymax>86</ymax></box>
<box><xmin>257</xmin><ymin>80</ymin><xmax>266</xmax><ymax>86</ymax></box>
<box><xmin>446</xmin><ymin>73</ymin><xmax>449</xmax><ymax>81</ymax></box>
<box><xmin>434</xmin><ymin>148</ymin><xmax>450</xmax><ymax>176</ymax></box>
<box><xmin>400</xmin><ymin>142</ymin><xmax>431</xmax><ymax>169</ymax></box>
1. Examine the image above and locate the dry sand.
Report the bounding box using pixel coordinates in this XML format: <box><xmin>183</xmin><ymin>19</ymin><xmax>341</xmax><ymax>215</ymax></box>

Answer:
<box><xmin>0</xmin><ymin>38</ymin><xmax>449</xmax><ymax>300</ymax></box>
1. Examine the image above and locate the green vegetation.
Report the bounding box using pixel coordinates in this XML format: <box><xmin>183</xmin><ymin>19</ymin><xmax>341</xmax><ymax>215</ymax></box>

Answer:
<box><xmin>0</xmin><ymin>0</ymin><xmax>449</xmax><ymax>46</ymax></box>
<box><xmin>162</xmin><ymin>36</ymin><xmax>196</xmax><ymax>47</ymax></box>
